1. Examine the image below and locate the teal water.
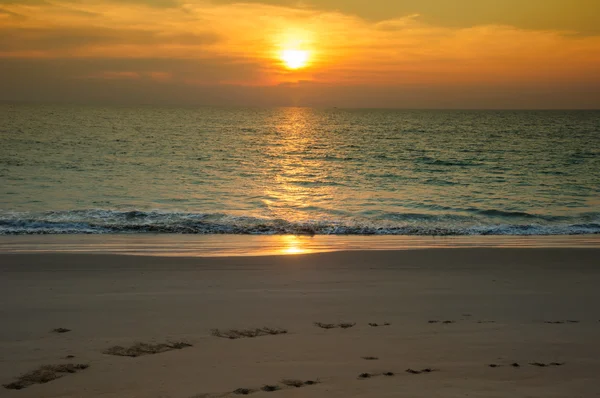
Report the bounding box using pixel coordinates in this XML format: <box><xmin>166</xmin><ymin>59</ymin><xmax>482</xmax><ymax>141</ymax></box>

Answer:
<box><xmin>1</xmin><ymin>103</ymin><xmax>599</xmax><ymax>235</ymax></box>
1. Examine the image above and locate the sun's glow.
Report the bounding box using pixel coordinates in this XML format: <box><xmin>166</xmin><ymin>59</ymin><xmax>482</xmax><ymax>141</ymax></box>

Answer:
<box><xmin>283</xmin><ymin>246</ymin><xmax>305</xmax><ymax>254</ymax></box>
<box><xmin>278</xmin><ymin>235</ymin><xmax>310</xmax><ymax>255</ymax></box>
<box><xmin>281</xmin><ymin>49</ymin><xmax>310</xmax><ymax>70</ymax></box>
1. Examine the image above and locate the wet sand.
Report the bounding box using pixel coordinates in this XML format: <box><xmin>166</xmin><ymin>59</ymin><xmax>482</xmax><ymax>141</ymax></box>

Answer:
<box><xmin>1</xmin><ymin>249</ymin><xmax>599</xmax><ymax>397</ymax></box>
<box><xmin>0</xmin><ymin>234</ymin><xmax>598</xmax><ymax>257</ymax></box>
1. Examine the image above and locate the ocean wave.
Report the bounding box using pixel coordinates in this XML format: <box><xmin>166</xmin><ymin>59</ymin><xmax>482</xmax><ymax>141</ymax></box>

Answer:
<box><xmin>0</xmin><ymin>210</ymin><xmax>599</xmax><ymax>236</ymax></box>
<box><xmin>471</xmin><ymin>209</ymin><xmax>569</xmax><ymax>221</ymax></box>
<box><xmin>416</xmin><ymin>156</ymin><xmax>482</xmax><ymax>167</ymax></box>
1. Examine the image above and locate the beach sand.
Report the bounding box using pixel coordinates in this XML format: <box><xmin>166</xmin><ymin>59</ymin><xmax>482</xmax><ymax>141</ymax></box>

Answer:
<box><xmin>0</xmin><ymin>249</ymin><xmax>599</xmax><ymax>397</ymax></box>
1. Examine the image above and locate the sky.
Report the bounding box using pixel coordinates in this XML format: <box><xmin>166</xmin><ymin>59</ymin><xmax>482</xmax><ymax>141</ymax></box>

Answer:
<box><xmin>1</xmin><ymin>0</ymin><xmax>599</xmax><ymax>108</ymax></box>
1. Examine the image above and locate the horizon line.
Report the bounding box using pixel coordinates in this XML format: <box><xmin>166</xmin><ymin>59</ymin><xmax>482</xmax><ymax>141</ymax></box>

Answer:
<box><xmin>1</xmin><ymin>100</ymin><xmax>599</xmax><ymax>112</ymax></box>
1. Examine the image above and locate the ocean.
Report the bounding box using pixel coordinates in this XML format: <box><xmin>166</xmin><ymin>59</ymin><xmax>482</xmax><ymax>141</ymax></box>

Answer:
<box><xmin>1</xmin><ymin>103</ymin><xmax>599</xmax><ymax>236</ymax></box>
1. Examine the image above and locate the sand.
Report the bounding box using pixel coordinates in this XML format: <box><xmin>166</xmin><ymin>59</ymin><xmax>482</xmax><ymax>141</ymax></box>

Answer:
<box><xmin>0</xmin><ymin>248</ymin><xmax>599</xmax><ymax>397</ymax></box>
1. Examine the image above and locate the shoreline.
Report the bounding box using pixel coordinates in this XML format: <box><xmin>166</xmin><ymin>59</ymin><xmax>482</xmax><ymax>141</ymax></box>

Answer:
<box><xmin>1</xmin><ymin>234</ymin><xmax>599</xmax><ymax>257</ymax></box>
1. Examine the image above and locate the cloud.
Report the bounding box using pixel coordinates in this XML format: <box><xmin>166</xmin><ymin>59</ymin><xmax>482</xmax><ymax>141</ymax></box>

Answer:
<box><xmin>90</xmin><ymin>71</ymin><xmax>141</xmax><ymax>79</ymax></box>
<box><xmin>0</xmin><ymin>0</ymin><xmax>599</xmax><ymax>107</ymax></box>
<box><xmin>2</xmin><ymin>58</ymin><xmax>598</xmax><ymax>109</ymax></box>
<box><xmin>0</xmin><ymin>6</ymin><xmax>23</xmax><ymax>17</ymax></box>
<box><xmin>0</xmin><ymin>26</ymin><xmax>220</xmax><ymax>53</ymax></box>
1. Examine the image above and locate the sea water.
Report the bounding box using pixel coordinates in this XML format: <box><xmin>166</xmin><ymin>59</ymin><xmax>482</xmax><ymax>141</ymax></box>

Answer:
<box><xmin>1</xmin><ymin>104</ymin><xmax>599</xmax><ymax>235</ymax></box>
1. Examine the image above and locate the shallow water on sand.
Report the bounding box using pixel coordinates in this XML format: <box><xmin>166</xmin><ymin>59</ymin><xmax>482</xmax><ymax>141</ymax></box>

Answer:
<box><xmin>1</xmin><ymin>235</ymin><xmax>598</xmax><ymax>257</ymax></box>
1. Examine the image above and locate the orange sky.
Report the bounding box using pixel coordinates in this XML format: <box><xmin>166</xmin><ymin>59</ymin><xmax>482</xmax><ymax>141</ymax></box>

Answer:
<box><xmin>1</xmin><ymin>0</ymin><xmax>599</xmax><ymax>108</ymax></box>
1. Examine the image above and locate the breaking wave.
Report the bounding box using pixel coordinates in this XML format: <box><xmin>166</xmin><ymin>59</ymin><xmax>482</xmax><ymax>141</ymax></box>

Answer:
<box><xmin>1</xmin><ymin>209</ymin><xmax>598</xmax><ymax>236</ymax></box>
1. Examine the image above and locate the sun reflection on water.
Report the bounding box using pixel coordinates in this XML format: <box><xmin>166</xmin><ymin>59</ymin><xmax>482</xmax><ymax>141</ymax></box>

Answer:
<box><xmin>279</xmin><ymin>235</ymin><xmax>310</xmax><ymax>255</ymax></box>
<box><xmin>262</xmin><ymin>107</ymin><xmax>332</xmax><ymax>226</ymax></box>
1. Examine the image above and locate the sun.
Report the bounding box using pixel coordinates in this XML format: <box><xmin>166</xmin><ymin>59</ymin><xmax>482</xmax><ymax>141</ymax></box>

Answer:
<box><xmin>281</xmin><ymin>49</ymin><xmax>309</xmax><ymax>70</ymax></box>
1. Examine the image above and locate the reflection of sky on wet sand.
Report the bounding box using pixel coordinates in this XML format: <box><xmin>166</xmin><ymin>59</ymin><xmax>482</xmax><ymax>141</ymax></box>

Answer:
<box><xmin>1</xmin><ymin>235</ymin><xmax>598</xmax><ymax>257</ymax></box>
<box><xmin>279</xmin><ymin>235</ymin><xmax>311</xmax><ymax>255</ymax></box>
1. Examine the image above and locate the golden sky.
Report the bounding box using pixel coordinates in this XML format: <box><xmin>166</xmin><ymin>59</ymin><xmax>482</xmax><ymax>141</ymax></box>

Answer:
<box><xmin>1</xmin><ymin>0</ymin><xmax>599</xmax><ymax>108</ymax></box>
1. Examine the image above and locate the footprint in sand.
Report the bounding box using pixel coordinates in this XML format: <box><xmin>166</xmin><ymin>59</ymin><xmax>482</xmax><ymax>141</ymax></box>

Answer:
<box><xmin>544</xmin><ymin>320</ymin><xmax>580</xmax><ymax>324</ymax></box>
<box><xmin>201</xmin><ymin>380</ymin><xmax>320</xmax><ymax>397</ymax></box>
<box><xmin>314</xmin><ymin>322</ymin><xmax>356</xmax><ymax>329</ymax></box>
<box><xmin>406</xmin><ymin>368</ymin><xmax>436</xmax><ymax>374</ymax></box>
<box><xmin>489</xmin><ymin>362</ymin><xmax>563</xmax><ymax>368</ymax></box>
<box><xmin>488</xmin><ymin>363</ymin><xmax>518</xmax><ymax>368</ymax></box>
<box><xmin>358</xmin><ymin>372</ymin><xmax>395</xmax><ymax>379</ymax></box>
<box><xmin>3</xmin><ymin>364</ymin><xmax>89</xmax><ymax>390</ymax></box>
<box><xmin>103</xmin><ymin>341</ymin><xmax>192</xmax><ymax>357</ymax></box>
<box><xmin>211</xmin><ymin>327</ymin><xmax>287</xmax><ymax>340</ymax></box>
<box><xmin>281</xmin><ymin>379</ymin><xmax>320</xmax><ymax>388</ymax></box>
<box><xmin>233</xmin><ymin>388</ymin><xmax>255</xmax><ymax>395</ymax></box>
<box><xmin>530</xmin><ymin>362</ymin><xmax>565</xmax><ymax>367</ymax></box>
<box><xmin>261</xmin><ymin>385</ymin><xmax>280</xmax><ymax>392</ymax></box>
